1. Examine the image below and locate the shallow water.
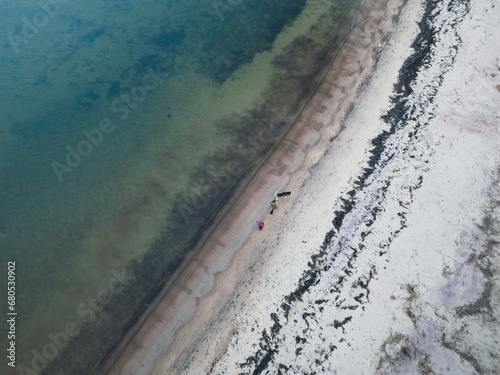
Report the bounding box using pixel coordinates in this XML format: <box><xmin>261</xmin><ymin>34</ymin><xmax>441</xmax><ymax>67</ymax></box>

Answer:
<box><xmin>0</xmin><ymin>0</ymin><xmax>360</xmax><ymax>373</ymax></box>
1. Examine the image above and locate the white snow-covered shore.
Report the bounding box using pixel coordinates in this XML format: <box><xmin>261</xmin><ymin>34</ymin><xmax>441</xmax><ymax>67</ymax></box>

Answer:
<box><xmin>105</xmin><ymin>0</ymin><xmax>500</xmax><ymax>373</ymax></box>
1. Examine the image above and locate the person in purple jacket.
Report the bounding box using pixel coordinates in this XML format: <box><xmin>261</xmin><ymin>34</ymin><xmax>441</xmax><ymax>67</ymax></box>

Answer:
<box><xmin>257</xmin><ymin>220</ymin><xmax>264</xmax><ymax>230</ymax></box>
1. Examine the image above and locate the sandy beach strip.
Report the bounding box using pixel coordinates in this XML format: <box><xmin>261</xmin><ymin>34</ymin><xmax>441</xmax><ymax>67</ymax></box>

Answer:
<box><xmin>102</xmin><ymin>0</ymin><xmax>500</xmax><ymax>373</ymax></box>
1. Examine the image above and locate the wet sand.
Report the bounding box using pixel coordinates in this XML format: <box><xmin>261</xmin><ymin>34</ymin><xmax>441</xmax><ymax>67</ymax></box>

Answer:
<box><xmin>101</xmin><ymin>0</ymin><xmax>500</xmax><ymax>373</ymax></box>
<box><xmin>98</xmin><ymin>0</ymin><xmax>407</xmax><ymax>373</ymax></box>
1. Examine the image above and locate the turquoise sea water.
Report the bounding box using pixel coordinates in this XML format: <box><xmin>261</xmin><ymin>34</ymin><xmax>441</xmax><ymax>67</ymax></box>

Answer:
<box><xmin>0</xmin><ymin>0</ymin><xmax>359</xmax><ymax>373</ymax></box>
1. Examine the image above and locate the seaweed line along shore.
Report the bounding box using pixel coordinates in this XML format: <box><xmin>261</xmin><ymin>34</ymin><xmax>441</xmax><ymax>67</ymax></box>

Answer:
<box><xmin>73</xmin><ymin>0</ymin><xmax>499</xmax><ymax>372</ymax></box>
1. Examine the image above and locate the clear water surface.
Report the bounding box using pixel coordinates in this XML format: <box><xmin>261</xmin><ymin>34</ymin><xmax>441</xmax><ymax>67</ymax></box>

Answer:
<box><xmin>0</xmin><ymin>0</ymin><xmax>359</xmax><ymax>373</ymax></box>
